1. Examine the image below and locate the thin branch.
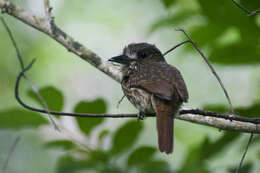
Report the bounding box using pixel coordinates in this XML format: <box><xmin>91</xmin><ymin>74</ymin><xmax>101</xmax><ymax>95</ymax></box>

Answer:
<box><xmin>0</xmin><ymin>0</ymin><xmax>122</xmax><ymax>82</ymax></box>
<box><xmin>0</xmin><ymin>17</ymin><xmax>24</xmax><ymax>69</ymax></box>
<box><xmin>231</xmin><ymin>0</ymin><xmax>260</xmax><ymax>16</ymax></box>
<box><xmin>176</xmin><ymin>28</ymin><xmax>235</xmax><ymax>114</ymax></box>
<box><xmin>15</xmin><ymin>60</ymin><xmax>260</xmax><ymax>134</ymax></box>
<box><xmin>1</xmin><ymin>136</ymin><xmax>20</xmax><ymax>173</ymax></box>
<box><xmin>235</xmin><ymin>133</ymin><xmax>254</xmax><ymax>173</ymax></box>
<box><xmin>116</xmin><ymin>95</ymin><xmax>126</xmax><ymax>108</ymax></box>
<box><xmin>2</xmin><ymin>0</ymin><xmax>260</xmax><ymax>133</ymax></box>
<box><xmin>0</xmin><ymin>17</ymin><xmax>60</xmax><ymax>131</ymax></box>
<box><xmin>163</xmin><ymin>40</ymin><xmax>191</xmax><ymax>56</ymax></box>
<box><xmin>43</xmin><ymin>0</ymin><xmax>52</xmax><ymax>20</ymax></box>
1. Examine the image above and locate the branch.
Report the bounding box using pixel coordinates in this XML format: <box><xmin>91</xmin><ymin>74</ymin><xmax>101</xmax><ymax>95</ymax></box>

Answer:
<box><xmin>0</xmin><ymin>0</ymin><xmax>122</xmax><ymax>82</ymax></box>
<box><xmin>235</xmin><ymin>133</ymin><xmax>253</xmax><ymax>173</ymax></box>
<box><xmin>1</xmin><ymin>136</ymin><xmax>20</xmax><ymax>173</ymax></box>
<box><xmin>176</xmin><ymin>28</ymin><xmax>235</xmax><ymax>114</ymax></box>
<box><xmin>0</xmin><ymin>17</ymin><xmax>60</xmax><ymax>131</ymax></box>
<box><xmin>2</xmin><ymin>1</ymin><xmax>260</xmax><ymax>134</ymax></box>
<box><xmin>231</xmin><ymin>0</ymin><xmax>260</xmax><ymax>16</ymax></box>
<box><xmin>15</xmin><ymin>60</ymin><xmax>260</xmax><ymax>134</ymax></box>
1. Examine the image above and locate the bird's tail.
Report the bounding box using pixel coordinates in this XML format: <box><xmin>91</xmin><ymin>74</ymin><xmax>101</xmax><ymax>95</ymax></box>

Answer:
<box><xmin>153</xmin><ymin>97</ymin><xmax>179</xmax><ymax>154</ymax></box>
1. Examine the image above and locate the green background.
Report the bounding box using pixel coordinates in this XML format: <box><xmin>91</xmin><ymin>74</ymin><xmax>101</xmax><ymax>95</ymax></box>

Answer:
<box><xmin>0</xmin><ymin>0</ymin><xmax>260</xmax><ymax>172</ymax></box>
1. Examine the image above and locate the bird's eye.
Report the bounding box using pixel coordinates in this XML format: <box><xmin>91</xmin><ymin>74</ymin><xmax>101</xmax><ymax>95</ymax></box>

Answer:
<box><xmin>138</xmin><ymin>51</ymin><xmax>146</xmax><ymax>59</ymax></box>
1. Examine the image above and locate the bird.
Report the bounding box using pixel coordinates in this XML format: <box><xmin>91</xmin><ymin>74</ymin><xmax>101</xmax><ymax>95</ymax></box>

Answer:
<box><xmin>108</xmin><ymin>43</ymin><xmax>188</xmax><ymax>154</ymax></box>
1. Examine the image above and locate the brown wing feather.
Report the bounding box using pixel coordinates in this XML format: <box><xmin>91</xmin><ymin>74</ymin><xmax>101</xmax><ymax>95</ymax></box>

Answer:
<box><xmin>131</xmin><ymin>80</ymin><xmax>174</xmax><ymax>100</ymax></box>
<box><xmin>129</xmin><ymin>61</ymin><xmax>188</xmax><ymax>102</ymax></box>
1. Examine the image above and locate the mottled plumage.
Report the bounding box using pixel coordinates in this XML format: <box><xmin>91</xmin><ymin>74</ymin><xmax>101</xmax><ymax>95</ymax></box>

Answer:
<box><xmin>109</xmin><ymin>43</ymin><xmax>188</xmax><ymax>154</ymax></box>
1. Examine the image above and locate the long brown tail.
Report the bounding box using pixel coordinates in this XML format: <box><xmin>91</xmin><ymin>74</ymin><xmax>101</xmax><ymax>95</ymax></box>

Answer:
<box><xmin>153</xmin><ymin>97</ymin><xmax>178</xmax><ymax>154</ymax></box>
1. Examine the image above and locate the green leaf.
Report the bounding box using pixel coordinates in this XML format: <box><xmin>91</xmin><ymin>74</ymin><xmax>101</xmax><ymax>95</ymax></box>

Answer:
<box><xmin>200</xmin><ymin>131</ymin><xmax>240</xmax><ymax>160</ymax></box>
<box><xmin>178</xmin><ymin>131</ymin><xmax>240</xmax><ymax>173</ymax></box>
<box><xmin>127</xmin><ymin>146</ymin><xmax>157</xmax><ymax>167</ymax></box>
<box><xmin>0</xmin><ymin>108</ymin><xmax>49</xmax><ymax>129</ymax></box>
<box><xmin>228</xmin><ymin>163</ymin><xmax>253</xmax><ymax>173</ymax></box>
<box><xmin>140</xmin><ymin>160</ymin><xmax>172</xmax><ymax>173</ymax></box>
<box><xmin>98</xmin><ymin>129</ymin><xmax>110</xmax><ymax>141</ymax></box>
<box><xmin>177</xmin><ymin>143</ymin><xmax>210</xmax><ymax>173</ymax></box>
<box><xmin>44</xmin><ymin>140</ymin><xmax>76</xmax><ymax>150</ymax></box>
<box><xmin>150</xmin><ymin>10</ymin><xmax>198</xmax><ymax>32</ymax></box>
<box><xmin>73</xmin><ymin>98</ymin><xmax>107</xmax><ymax>136</ymax></box>
<box><xmin>189</xmin><ymin>23</ymin><xmax>226</xmax><ymax>48</ymax></box>
<box><xmin>209</xmin><ymin>43</ymin><xmax>260</xmax><ymax>65</ymax></box>
<box><xmin>56</xmin><ymin>155</ymin><xmax>90</xmax><ymax>173</ymax></box>
<box><xmin>110</xmin><ymin>120</ymin><xmax>143</xmax><ymax>155</ymax></box>
<box><xmin>27</xmin><ymin>86</ymin><xmax>64</xmax><ymax>112</ymax></box>
<box><xmin>160</xmin><ymin>0</ymin><xmax>176</xmax><ymax>8</ymax></box>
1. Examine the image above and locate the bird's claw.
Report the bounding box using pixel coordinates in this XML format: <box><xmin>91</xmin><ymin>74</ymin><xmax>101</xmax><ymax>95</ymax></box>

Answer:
<box><xmin>137</xmin><ymin>112</ymin><xmax>145</xmax><ymax>121</ymax></box>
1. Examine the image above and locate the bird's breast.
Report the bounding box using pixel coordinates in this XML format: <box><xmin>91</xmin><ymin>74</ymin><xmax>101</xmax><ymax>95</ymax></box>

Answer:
<box><xmin>122</xmin><ymin>81</ymin><xmax>154</xmax><ymax>113</ymax></box>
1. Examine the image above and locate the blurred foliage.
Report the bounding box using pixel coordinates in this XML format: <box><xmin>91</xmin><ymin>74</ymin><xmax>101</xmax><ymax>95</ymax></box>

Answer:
<box><xmin>27</xmin><ymin>86</ymin><xmax>64</xmax><ymax>112</ymax></box>
<box><xmin>44</xmin><ymin>140</ymin><xmax>76</xmax><ymax>150</ymax></box>
<box><xmin>152</xmin><ymin>0</ymin><xmax>260</xmax><ymax>65</ymax></box>
<box><xmin>1</xmin><ymin>0</ymin><xmax>260</xmax><ymax>173</ymax></box>
<box><xmin>74</xmin><ymin>99</ymin><xmax>106</xmax><ymax>136</ymax></box>
<box><xmin>0</xmin><ymin>108</ymin><xmax>48</xmax><ymax>129</ymax></box>
<box><xmin>204</xmin><ymin>102</ymin><xmax>260</xmax><ymax>118</ymax></box>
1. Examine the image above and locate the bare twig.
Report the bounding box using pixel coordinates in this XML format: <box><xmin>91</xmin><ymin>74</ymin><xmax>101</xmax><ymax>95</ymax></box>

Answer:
<box><xmin>176</xmin><ymin>28</ymin><xmax>235</xmax><ymax>114</ymax></box>
<box><xmin>231</xmin><ymin>0</ymin><xmax>260</xmax><ymax>16</ymax></box>
<box><xmin>1</xmin><ymin>136</ymin><xmax>20</xmax><ymax>173</ymax></box>
<box><xmin>15</xmin><ymin>60</ymin><xmax>260</xmax><ymax>134</ymax></box>
<box><xmin>0</xmin><ymin>17</ymin><xmax>24</xmax><ymax>69</ymax></box>
<box><xmin>0</xmin><ymin>0</ymin><xmax>122</xmax><ymax>82</ymax></box>
<box><xmin>235</xmin><ymin>133</ymin><xmax>254</xmax><ymax>173</ymax></box>
<box><xmin>43</xmin><ymin>0</ymin><xmax>52</xmax><ymax>20</ymax></box>
<box><xmin>116</xmin><ymin>95</ymin><xmax>126</xmax><ymax>108</ymax></box>
<box><xmin>163</xmin><ymin>40</ymin><xmax>191</xmax><ymax>56</ymax></box>
<box><xmin>0</xmin><ymin>17</ymin><xmax>60</xmax><ymax>131</ymax></box>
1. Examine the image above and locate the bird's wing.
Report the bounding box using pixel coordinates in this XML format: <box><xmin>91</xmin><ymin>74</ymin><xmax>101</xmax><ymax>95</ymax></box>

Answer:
<box><xmin>130</xmin><ymin>62</ymin><xmax>188</xmax><ymax>102</ymax></box>
<box><xmin>132</xmin><ymin>80</ymin><xmax>174</xmax><ymax>100</ymax></box>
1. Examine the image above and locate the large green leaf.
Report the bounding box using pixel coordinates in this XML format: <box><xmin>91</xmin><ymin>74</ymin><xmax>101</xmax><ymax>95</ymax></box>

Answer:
<box><xmin>27</xmin><ymin>86</ymin><xmax>64</xmax><ymax>112</ymax></box>
<box><xmin>74</xmin><ymin>98</ymin><xmax>107</xmax><ymax>136</ymax></box>
<box><xmin>127</xmin><ymin>146</ymin><xmax>157</xmax><ymax>167</ymax></box>
<box><xmin>110</xmin><ymin>120</ymin><xmax>144</xmax><ymax>155</ymax></box>
<box><xmin>44</xmin><ymin>140</ymin><xmax>76</xmax><ymax>150</ymax></box>
<box><xmin>0</xmin><ymin>108</ymin><xmax>49</xmax><ymax>129</ymax></box>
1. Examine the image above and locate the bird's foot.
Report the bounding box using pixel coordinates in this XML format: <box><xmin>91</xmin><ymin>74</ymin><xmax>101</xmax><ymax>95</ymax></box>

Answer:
<box><xmin>137</xmin><ymin>112</ymin><xmax>145</xmax><ymax>121</ymax></box>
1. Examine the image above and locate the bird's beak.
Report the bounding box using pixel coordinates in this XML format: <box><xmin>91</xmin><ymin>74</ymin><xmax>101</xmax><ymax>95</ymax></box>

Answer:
<box><xmin>108</xmin><ymin>55</ymin><xmax>133</xmax><ymax>65</ymax></box>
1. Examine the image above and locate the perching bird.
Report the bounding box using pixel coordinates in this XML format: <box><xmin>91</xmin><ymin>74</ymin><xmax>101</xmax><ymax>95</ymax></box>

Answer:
<box><xmin>109</xmin><ymin>43</ymin><xmax>188</xmax><ymax>154</ymax></box>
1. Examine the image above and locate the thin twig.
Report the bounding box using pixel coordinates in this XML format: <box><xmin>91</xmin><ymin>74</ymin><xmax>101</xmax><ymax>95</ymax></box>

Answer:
<box><xmin>0</xmin><ymin>17</ymin><xmax>24</xmax><ymax>69</ymax></box>
<box><xmin>163</xmin><ymin>40</ymin><xmax>191</xmax><ymax>56</ymax></box>
<box><xmin>231</xmin><ymin>0</ymin><xmax>260</xmax><ymax>16</ymax></box>
<box><xmin>0</xmin><ymin>17</ymin><xmax>60</xmax><ymax>131</ymax></box>
<box><xmin>15</xmin><ymin>61</ymin><xmax>260</xmax><ymax>130</ymax></box>
<box><xmin>176</xmin><ymin>28</ymin><xmax>235</xmax><ymax>114</ymax></box>
<box><xmin>235</xmin><ymin>133</ymin><xmax>254</xmax><ymax>173</ymax></box>
<box><xmin>1</xmin><ymin>136</ymin><xmax>20</xmax><ymax>173</ymax></box>
<box><xmin>43</xmin><ymin>0</ymin><xmax>52</xmax><ymax>21</ymax></box>
<box><xmin>116</xmin><ymin>95</ymin><xmax>126</xmax><ymax>108</ymax></box>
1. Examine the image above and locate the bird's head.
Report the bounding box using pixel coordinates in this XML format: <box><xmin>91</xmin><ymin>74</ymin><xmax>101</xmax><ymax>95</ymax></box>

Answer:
<box><xmin>108</xmin><ymin>43</ymin><xmax>165</xmax><ymax>66</ymax></box>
